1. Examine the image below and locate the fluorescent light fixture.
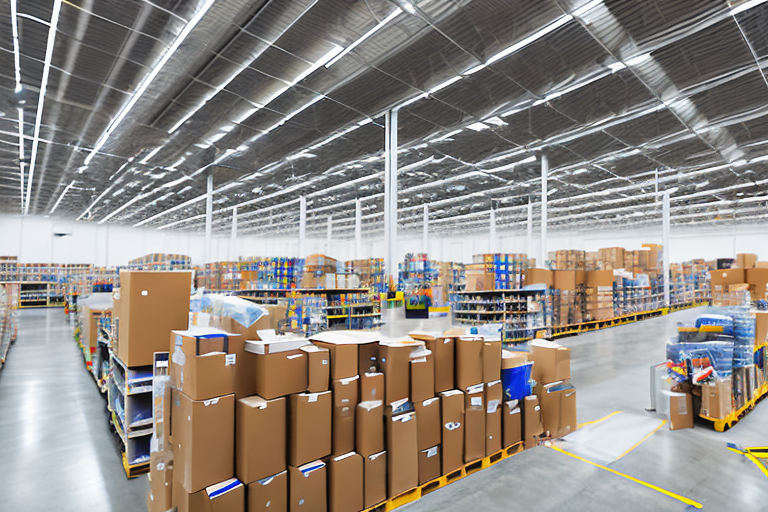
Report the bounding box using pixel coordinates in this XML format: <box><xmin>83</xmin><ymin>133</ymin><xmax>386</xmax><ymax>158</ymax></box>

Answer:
<box><xmin>140</xmin><ymin>146</ymin><xmax>162</xmax><ymax>164</ymax></box>
<box><xmin>133</xmin><ymin>193</ymin><xmax>207</xmax><ymax>227</ymax></box>
<box><xmin>195</xmin><ymin>143</ymin><xmax>211</xmax><ymax>149</ymax></box>
<box><xmin>428</xmin><ymin>76</ymin><xmax>462</xmax><ymax>94</ymax></box>
<box><xmin>213</xmin><ymin>148</ymin><xmax>236</xmax><ymax>165</ymax></box>
<box><xmin>463</xmin><ymin>64</ymin><xmax>487</xmax><ymax>76</ymax></box>
<box><xmin>236</xmin><ymin>145</ymin><xmax>249</xmax><ymax>152</ymax></box>
<box><xmin>234</xmin><ymin>106</ymin><xmax>259</xmax><ymax>124</ymax></box>
<box><xmin>402</xmin><ymin>1</ymin><xmax>417</xmax><ymax>14</ymax></box>
<box><xmin>24</xmin><ymin>0</ymin><xmax>62</xmax><ymax>214</ymax></box>
<box><xmin>467</xmin><ymin>122</ymin><xmax>490</xmax><ymax>131</ymax></box>
<box><xmin>625</xmin><ymin>53</ymin><xmax>652</xmax><ymax>67</ymax></box>
<box><xmin>608</xmin><ymin>61</ymin><xmax>626</xmax><ymax>73</ymax></box>
<box><xmin>573</xmin><ymin>0</ymin><xmax>603</xmax><ymax>17</ymax></box>
<box><xmin>695</xmin><ymin>180</ymin><xmax>709</xmax><ymax>188</ymax></box>
<box><xmin>84</xmin><ymin>0</ymin><xmax>216</xmax><ymax>165</ymax></box>
<box><xmin>731</xmin><ymin>0</ymin><xmax>768</xmax><ymax>15</ymax></box>
<box><xmin>484</xmin><ymin>116</ymin><xmax>507</xmax><ymax>126</ymax></box>
<box><xmin>11</xmin><ymin>0</ymin><xmax>21</xmax><ymax>92</ymax></box>
<box><xmin>326</xmin><ymin>8</ymin><xmax>403</xmax><ymax>68</ymax></box>
<box><xmin>17</xmin><ymin>108</ymin><xmax>24</xmax><ymax>212</ymax></box>
<box><xmin>157</xmin><ymin>213</ymin><xmax>207</xmax><ymax>231</ymax></box>
<box><xmin>207</xmin><ymin>132</ymin><xmax>227</xmax><ymax>144</ymax></box>
<box><xmin>161</xmin><ymin>176</ymin><xmax>191</xmax><ymax>189</ymax></box>
<box><xmin>396</xmin><ymin>93</ymin><xmax>428</xmax><ymax>110</ymax></box>
<box><xmin>487</xmin><ymin>15</ymin><xmax>573</xmax><ymax>65</ymax></box>
<box><xmin>358</xmin><ymin>118</ymin><xmax>373</xmax><ymax>126</ymax></box>
<box><xmin>572</xmin><ymin>168</ymin><xmax>589</xmax><ymax>175</ymax></box>
<box><xmin>49</xmin><ymin>180</ymin><xmax>74</xmax><ymax>215</ymax></box>
<box><xmin>432</xmin><ymin>129</ymin><xmax>462</xmax><ymax>142</ymax></box>
<box><xmin>168</xmin><ymin>157</ymin><xmax>185</xmax><ymax>169</ymax></box>
<box><xmin>286</xmin><ymin>152</ymin><xmax>316</xmax><ymax>161</ymax></box>
<box><xmin>749</xmin><ymin>154</ymin><xmax>768</xmax><ymax>163</ymax></box>
<box><xmin>732</xmin><ymin>159</ymin><xmax>748</xmax><ymax>167</ymax></box>
<box><xmin>77</xmin><ymin>166</ymin><xmax>88</xmax><ymax>174</ymax></box>
<box><xmin>220</xmin><ymin>124</ymin><xmax>235</xmax><ymax>132</ymax></box>
<box><xmin>294</xmin><ymin>45</ymin><xmax>342</xmax><ymax>82</ymax></box>
<box><xmin>167</xmin><ymin>108</ymin><xmax>198</xmax><ymax>134</ymax></box>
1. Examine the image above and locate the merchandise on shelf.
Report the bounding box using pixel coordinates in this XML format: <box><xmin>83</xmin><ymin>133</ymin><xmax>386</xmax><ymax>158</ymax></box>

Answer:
<box><xmin>466</xmin><ymin>253</ymin><xmax>532</xmax><ymax>292</ymax></box>
<box><xmin>452</xmin><ymin>289</ymin><xmax>552</xmax><ymax>343</ymax></box>
<box><xmin>0</xmin><ymin>286</ymin><xmax>18</xmax><ymax>372</ymax></box>
<box><xmin>345</xmin><ymin>258</ymin><xmax>386</xmax><ymax>294</ymax></box>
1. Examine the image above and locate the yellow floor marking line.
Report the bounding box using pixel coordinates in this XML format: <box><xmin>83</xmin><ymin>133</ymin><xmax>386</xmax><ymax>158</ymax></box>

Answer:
<box><xmin>549</xmin><ymin>445</ymin><xmax>703</xmax><ymax>509</ymax></box>
<box><xmin>744</xmin><ymin>453</ymin><xmax>768</xmax><ymax>479</ymax></box>
<box><xmin>616</xmin><ymin>420</ymin><xmax>668</xmax><ymax>460</ymax></box>
<box><xmin>577</xmin><ymin>410</ymin><xmax>622</xmax><ymax>429</ymax></box>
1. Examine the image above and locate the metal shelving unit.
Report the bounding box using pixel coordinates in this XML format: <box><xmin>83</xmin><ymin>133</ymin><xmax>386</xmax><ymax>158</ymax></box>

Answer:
<box><xmin>452</xmin><ymin>289</ymin><xmax>552</xmax><ymax>343</ymax></box>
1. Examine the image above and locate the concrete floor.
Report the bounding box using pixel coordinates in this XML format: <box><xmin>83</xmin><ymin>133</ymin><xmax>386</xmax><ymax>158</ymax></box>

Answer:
<box><xmin>0</xmin><ymin>307</ymin><xmax>765</xmax><ymax>511</ymax></box>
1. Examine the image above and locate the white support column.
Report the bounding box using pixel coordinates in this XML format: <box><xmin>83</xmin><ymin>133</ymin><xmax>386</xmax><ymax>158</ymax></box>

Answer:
<box><xmin>299</xmin><ymin>196</ymin><xmax>306</xmax><ymax>259</ymax></box>
<box><xmin>526</xmin><ymin>199</ymin><xmax>533</xmax><ymax>259</ymax></box>
<box><xmin>204</xmin><ymin>173</ymin><xmax>213</xmax><ymax>263</ymax></box>
<box><xmin>732</xmin><ymin>211</ymin><xmax>737</xmax><ymax>259</ymax></box>
<box><xmin>663</xmin><ymin>191</ymin><xmax>670</xmax><ymax>306</ymax></box>
<box><xmin>422</xmin><ymin>204</ymin><xmax>429</xmax><ymax>254</ymax></box>
<box><xmin>540</xmin><ymin>154</ymin><xmax>548</xmax><ymax>268</ymax></box>
<box><xmin>489</xmin><ymin>207</ymin><xmax>497</xmax><ymax>253</ymax></box>
<box><xmin>230</xmin><ymin>206</ymin><xmax>238</xmax><ymax>261</ymax></box>
<box><xmin>326</xmin><ymin>215</ymin><xmax>332</xmax><ymax>254</ymax></box>
<box><xmin>355</xmin><ymin>198</ymin><xmax>362</xmax><ymax>259</ymax></box>
<box><xmin>384</xmin><ymin>110</ymin><xmax>398</xmax><ymax>282</ymax></box>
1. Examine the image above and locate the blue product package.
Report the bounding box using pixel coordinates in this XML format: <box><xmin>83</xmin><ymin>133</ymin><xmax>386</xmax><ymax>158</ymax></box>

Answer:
<box><xmin>501</xmin><ymin>362</ymin><xmax>533</xmax><ymax>401</ymax></box>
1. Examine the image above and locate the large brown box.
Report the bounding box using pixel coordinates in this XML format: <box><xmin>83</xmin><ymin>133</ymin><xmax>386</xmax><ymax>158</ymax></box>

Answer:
<box><xmin>356</xmin><ymin>401</ymin><xmax>384</xmax><ymax>457</ymax></box>
<box><xmin>410</xmin><ymin>354</ymin><xmax>435</xmax><ymax>403</ymax></box>
<box><xmin>418</xmin><ymin>446</ymin><xmax>441</xmax><ymax>485</ymax></box>
<box><xmin>289</xmin><ymin>391</ymin><xmax>332</xmax><ymax>467</ymax></box>
<box><xmin>700</xmin><ymin>379</ymin><xmax>733</xmax><ymax>419</ymax></box>
<box><xmin>302</xmin><ymin>345</ymin><xmax>330</xmax><ymax>393</ymax></box>
<box><xmin>310</xmin><ymin>334</ymin><xmax>359</xmax><ymax>380</ymax></box>
<box><xmin>289</xmin><ymin>462</ymin><xmax>327</xmax><ymax>512</ymax></box>
<box><xmin>669</xmin><ymin>391</ymin><xmax>693</xmax><ymax>430</ymax></box>
<box><xmin>485</xmin><ymin>380</ymin><xmax>503</xmax><ymax>455</ymax></box>
<box><xmin>332</xmin><ymin>377</ymin><xmax>359</xmax><ymax>456</ymax></box>
<box><xmin>455</xmin><ymin>336</ymin><xmax>484</xmax><ymax>390</ymax></box>
<box><xmin>431</xmin><ymin>337</ymin><xmax>455</xmax><ymax>392</ymax></box>
<box><xmin>380</xmin><ymin>341</ymin><xmax>422</xmax><ymax>404</ymax></box>
<box><xmin>440</xmin><ymin>390</ymin><xmax>464</xmax><ymax>475</ymax></box>
<box><xmin>173</xmin><ymin>477</ymin><xmax>245</xmax><ymax>512</ymax></box>
<box><xmin>358</xmin><ymin>341</ymin><xmax>380</xmax><ymax>374</ymax></box>
<box><xmin>523</xmin><ymin>395</ymin><xmax>543</xmax><ymax>449</ymax></box>
<box><xmin>535</xmin><ymin>381</ymin><xmax>577</xmax><ymax>438</ymax></box>
<box><xmin>414</xmin><ymin>396</ymin><xmax>441</xmax><ymax>451</ymax></box>
<box><xmin>502</xmin><ymin>401</ymin><xmax>522</xmax><ymax>449</ymax></box>
<box><xmin>363</xmin><ymin>452</ymin><xmax>387</xmax><ymax>509</ymax></box>
<box><xmin>148</xmin><ymin>451</ymin><xmax>173</xmax><ymax>512</ymax></box>
<box><xmin>359</xmin><ymin>372</ymin><xmax>384</xmax><ymax>402</ymax></box>
<box><xmin>386</xmin><ymin>412</ymin><xmax>418</xmax><ymax>497</ymax></box>
<box><xmin>172</xmin><ymin>391</ymin><xmax>235</xmax><ymax>493</ymax></box>
<box><xmin>235</xmin><ymin>396</ymin><xmax>286</xmax><ymax>485</ymax></box>
<box><xmin>464</xmin><ymin>384</ymin><xmax>486</xmax><ymax>462</ymax></box>
<box><xmin>170</xmin><ymin>329</ymin><xmax>237</xmax><ymax>401</ymax></box>
<box><xmin>328</xmin><ymin>453</ymin><xmax>364</xmax><ymax>512</ymax></box>
<box><xmin>115</xmin><ymin>270</ymin><xmax>192</xmax><ymax>367</ymax></box>
<box><xmin>247</xmin><ymin>471</ymin><xmax>287</xmax><ymax>512</ymax></box>
<box><xmin>247</xmin><ymin>340</ymin><xmax>309</xmax><ymax>400</ymax></box>
<box><xmin>525</xmin><ymin>268</ymin><xmax>553</xmax><ymax>287</ymax></box>
<box><xmin>586</xmin><ymin>270</ymin><xmax>613</xmax><ymax>288</ymax></box>
<box><xmin>214</xmin><ymin>304</ymin><xmax>286</xmax><ymax>399</ymax></box>
<box><xmin>530</xmin><ymin>340</ymin><xmax>571</xmax><ymax>384</ymax></box>
<box><xmin>483</xmin><ymin>339</ymin><xmax>502</xmax><ymax>383</ymax></box>
<box><xmin>710</xmin><ymin>268</ymin><xmax>745</xmax><ymax>287</ymax></box>
<box><xmin>737</xmin><ymin>253</ymin><xmax>758</xmax><ymax>269</ymax></box>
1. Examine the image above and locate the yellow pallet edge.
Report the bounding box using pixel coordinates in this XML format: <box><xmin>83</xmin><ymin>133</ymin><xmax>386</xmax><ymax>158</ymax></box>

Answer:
<box><xmin>701</xmin><ymin>382</ymin><xmax>768</xmax><ymax>432</ymax></box>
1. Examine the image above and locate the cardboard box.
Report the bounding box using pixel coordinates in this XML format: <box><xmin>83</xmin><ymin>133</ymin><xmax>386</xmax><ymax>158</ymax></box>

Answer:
<box><xmin>302</xmin><ymin>345</ymin><xmax>330</xmax><ymax>393</ymax></box>
<box><xmin>501</xmin><ymin>350</ymin><xmax>528</xmax><ymax>369</ymax></box>
<box><xmin>328</xmin><ymin>452</ymin><xmax>363</xmax><ymax>512</ymax></box>
<box><xmin>235</xmin><ymin>396</ymin><xmax>286</xmax><ymax>485</ymax></box>
<box><xmin>247</xmin><ymin>471</ymin><xmax>287</xmax><ymax>512</ymax></box>
<box><xmin>380</xmin><ymin>340</ymin><xmax>424</xmax><ymax>404</ymax></box>
<box><xmin>363</xmin><ymin>452</ymin><xmax>387</xmax><ymax>509</ymax></box>
<box><xmin>525</xmin><ymin>268</ymin><xmax>553</xmax><ymax>287</ymax></box>
<box><xmin>455</xmin><ymin>336</ymin><xmax>484</xmax><ymax>390</ymax></box>
<box><xmin>440</xmin><ymin>390</ymin><xmax>464</xmax><ymax>475</ymax></box>
<box><xmin>148</xmin><ymin>451</ymin><xmax>173</xmax><ymax>512</ymax></box>
<box><xmin>289</xmin><ymin>461</ymin><xmax>326</xmax><ymax>512</ymax></box>
<box><xmin>530</xmin><ymin>340</ymin><xmax>571</xmax><ymax>384</ymax></box>
<box><xmin>172</xmin><ymin>391</ymin><xmax>235</xmax><ymax>493</ymax></box>
<box><xmin>332</xmin><ymin>376</ymin><xmax>359</xmax><ymax>456</ymax></box>
<box><xmin>359</xmin><ymin>372</ymin><xmax>384</xmax><ymax>402</ymax></box>
<box><xmin>116</xmin><ymin>270</ymin><xmax>192</xmax><ymax>366</ymax></box>
<box><xmin>430</xmin><ymin>336</ymin><xmax>455</xmax><ymax>392</ymax></box>
<box><xmin>410</xmin><ymin>352</ymin><xmax>435</xmax><ymax>403</ymax></box>
<box><xmin>358</xmin><ymin>340</ymin><xmax>381</xmax><ymax>375</ymax></box>
<box><xmin>246</xmin><ymin>338</ymin><xmax>309</xmax><ymax>400</ymax></box>
<box><xmin>746</xmin><ymin>268</ymin><xmax>768</xmax><ymax>301</ymax></box>
<box><xmin>413</xmin><ymin>396</ymin><xmax>441</xmax><ymax>450</ymax></box>
<box><xmin>586</xmin><ymin>270</ymin><xmax>613</xmax><ymax>288</ymax></box>
<box><xmin>170</xmin><ymin>328</ymin><xmax>238</xmax><ymax>401</ymax></box>
<box><xmin>710</xmin><ymin>268</ymin><xmax>745</xmax><ymax>287</ymax></box>
<box><xmin>289</xmin><ymin>391</ymin><xmax>332</xmax><ymax>467</ymax></box>
<box><xmin>356</xmin><ymin>401</ymin><xmax>384</xmax><ymax>457</ymax></box>
<box><xmin>502</xmin><ymin>401</ymin><xmax>522</xmax><ymax>448</ymax></box>
<box><xmin>737</xmin><ymin>253</ymin><xmax>758</xmax><ymax>269</ymax></box>
<box><xmin>485</xmin><ymin>380</ymin><xmax>503</xmax><ymax>455</ymax></box>
<box><xmin>669</xmin><ymin>391</ymin><xmax>693</xmax><ymax>430</ymax></box>
<box><xmin>418</xmin><ymin>446</ymin><xmax>441</xmax><ymax>485</ymax></box>
<box><xmin>310</xmin><ymin>332</ymin><xmax>360</xmax><ymax>380</ymax></box>
<box><xmin>535</xmin><ymin>381</ymin><xmax>577</xmax><ymax>438</ymax></box>
<box><xmin>700</xmin><ymin>379</ymin><xmax>733</xmax><ymax>419</ymax></box>
<box><xmin>465</xmin><ymin>268</ymin><xmax>495</xmax><ymax>291</ymax></box>
<box><xmin>173</xmin><ymin>477</ymin><xmax>245</xmax><ymax>512</ymax></box>
<box><xmin>523</xmin><ymin>395</ymin><xmax>543</xmax><ymax>449</ymax></box>
<box><xmin>463</xmin><ymin>384</ymin><xmax>486</xmax><ymax>462</ymax></box>
<box><xmin>483</xmin><ymin>339</ymin><xmax>502</xmax><ymax>383</ymax></box>
<box><xmin>553</xmin><ymin>270</ymin><xmax>578</xmax><ymax>291</ymax></box>
<box><xmin>386</xmin><ymin>412</ymin><xmax>418</xmax><ymax>497</ymax></box>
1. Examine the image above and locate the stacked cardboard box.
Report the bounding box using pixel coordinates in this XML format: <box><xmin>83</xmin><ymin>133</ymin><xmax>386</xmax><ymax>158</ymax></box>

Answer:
<box><xmin>467</xmin><ymin>254</ymin><xmax>531</xmax><ymax>291</ymax></box>
<box><xmin>549</xmin><ymin>250</ymin><xmax>586</xmax><ymax>271</ymax></box>
<box><xmin>552</xmin><ymin>270</ymin><xmax>586</xmax><ymax>326</ymax></box>
<box><xmin>529</xmin><ymin>341</ymin><xmax>577</xmax><ymax>439</ymax></box>
<box><xmin>710</xmin><ymin>268</ymin><xmax>749</xmax><ymax>307</ymax></box>
<box><xmin>301</xmin><ymin>254</ymin><xmax>343</xmax><ymax>289</ymax></box>
<box><xmin>584</xmin><ymin>270</ymin><xmax>614</xmax><ymax>321</ymax></box>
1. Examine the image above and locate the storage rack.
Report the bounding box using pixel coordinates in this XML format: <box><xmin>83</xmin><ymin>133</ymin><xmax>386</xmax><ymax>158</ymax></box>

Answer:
<box><xmin>16</xmin><ymin>281</ymin><xmax>65</xmax><ymax>308</ymax></box>
<box><xmin>0</xmin><ymin>286</ymin><xmax>17</xmax><ymax>372</ymax></box>
<box><xmin>452</xmin><ymin>289</ymin><xmax>552</xmax><ymax>343</ymax></box>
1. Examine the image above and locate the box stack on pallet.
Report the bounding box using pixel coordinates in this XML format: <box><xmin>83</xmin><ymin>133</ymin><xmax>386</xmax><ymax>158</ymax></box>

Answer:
<box><xmin>345</xmin><ymin>259</ymin><xmax>386</xmax><ymax>294</ymax></box>
<box><xmin>148</xmin><ymin>323</ymin><xmax>576</xmax><ymax>512</ymax></box>
<box><xmin>128</xmin><ymin>254</ymin><xmax>192</xmax><ymax>271</ymax></box>
<box><xmin>465</xmin><ymin>254</ymin><xmax>533</xmax><ymax>292</ymax></box>
<box><xmin>549</xmin><ymin>250</ymin><xmax>586</xmax><ymax>271</ymax></box>
<box><xmin>239</xmin><ymin>257</ymin><xmax>303</xmax><ymax>291</ymax></box>
<box><xmin>302</xmin><ymin>254</ymin><xmax>360</xmax><ymax>289</ymax></box>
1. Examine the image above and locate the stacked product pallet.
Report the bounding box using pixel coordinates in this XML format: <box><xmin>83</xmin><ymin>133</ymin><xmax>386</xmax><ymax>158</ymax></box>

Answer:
<box><xmin>345</xmin><ymin>258</ymin><xmax>386</xmax><ymax>294</ymax></box>
<box><xmin>302</xmin><ymin>254</ymin><xmax>359</xmax><ymax>289</ymax></box>
<box><xmin>147</xmin><ymin>315</ymin><xmax>576</xmax><ymax>512</ymax></box>
<box><xmin>465</xmin><ymin>254</ymin><xmax>533</xmax><ymax>292</ymax></box>
<box><xmin>241</xmin><ymin>257</ymin><xmax>303</xmax><ymax>290</ymax></box>
<box><xmin>128</xmin><ymin>254</ymin><xmax>192</xmax><ymax>270</ymax></box>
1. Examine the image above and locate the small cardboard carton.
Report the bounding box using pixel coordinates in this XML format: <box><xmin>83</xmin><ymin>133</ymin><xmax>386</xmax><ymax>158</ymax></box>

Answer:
<box><xmin>172</xmin><ymin>390</ymin><xmax>235</xmax><ymax>493</ymax></box>
<box><xmin>485</xmin><ymin>380</ymin><xmax>503</xmax><ymax>455</ymax></box>
<box><xmin>535</xmin><ymin>380</ymin><xmax>577</xmax><ymax>438</ymax></box>
<box><xmin>173</xmin><ymin>477</ymin><xmax>245</xmax><ymax>512</ymax></box>
<box><xmin>170</xmin><ymin>328</ymin><xmax>239</xmax><ymax>401</ymax></box>
<box><xmin>414</xmin><ymin>396</ymin><xmax>441</xmax><ymax>451</ymax></box>
<box><xmin>669</xmin><ymin>391</ymin><xmax>694</xmax><ymax>430</ymax></box>
<box><xmin>530</xmin><ymin>340</ymin><xmax>571</xmax><ymax>384</ymax></box>
<box><xmin>328</xmin><ymin>452</ymin><xmax>363</xmax><ymax>512</ymax></box>
<box><xmin>359</xmin><ymin>372</ymin><xmax>384</xmax><ymax>402</ymax></box>
<box><xmin>235</xmin><ymin>396</ymin><xmax>286</xmax><ymax>485</ymax></box>
<box><xmin>245</xmin><ymin>337</ymin><xmax>309</xmax><ymax>400</ymax></box>
<box><xmin>148</xmin><ymin>451</ymin><xmax>173</xmax><ymax>512</ymax></box>
<box><xmin>310</xmin><ymin>331</ymin><xmax>379</xmax><ymax>379</ymax></box>
<box><xmin>363</xmin><ymin>452</ymin><xmax>387</xmax><ymax>509</ymax></box>
<box><xmin>455</xmin><ymin>336</ymin><xmax>484</xmax><ymax>390</ymax></box>
<box><xmin>247</xmin><ymin>471</ymin><xmax>286</xmax><ymax>512</ymax></box>
<box><xmin>700</xmin><ymin>378</ymin><xmax>733</xmax><ymax>419</ymax></box>
<box><xmin>289</xmin><ymin>391</ymin><xmax>332</xmax><ymax>467</ymax></box>
<box><xmin>523</xmin><ymin>395</ymin><xmax>543</xmax><ymax>449</ymax></box>
<box><xmin>301</xmin><ymin>345</ymin><xmax>330</xmax><ymax>393</ymax></box>
<box><xmin>332</xmin><ymin>376</ymin><xmax>359</xmax><ymax>456</ymax></box>
<box><xmin>288</xmin><ymin>461</ymin><xmax>326</xmax><ymax>512</ymax></box>
<box><xmin>418</xmin><ymin>446</ymin><xmax>441</xmax><ymax>485</ymax></box>
<box><xmin>463</xmin><ymin>384</ymin><xmax>486</xmax><ymax>463</ymax></box>
<box><xmin>483</xmin><ymin>338</ymin><xmax>502</xmax><ymax>384</ymax></box>
<box><xmin>386</xmin><ymin>412</ymin><xmax>418</xmax><ymax>497</ymax></box>
<box><xmin>440</xmin><ymin>390</ymin><xmax>464</xmax><ymax>475</ymax></box>
<box><xmin>410</xmin><ymin>349</ymin><xmax>435</xmax><ymax>403</ymax></box>
<box><xmin>356</xmin><ymin>401</ymin><xmax>384</xmax><ymax>457</ymax></box>
<box><xmin>380</xmin><ymin>339</ymin><xmax>425</xmax><ymax>404</ymax></box>
<box><xmin>502</xmin><ymin>401</ymin><xmax>522</xmax><ymax>449</ymax></box>
<box><xmin>410</xmin><ymin>331</ymin><xmax>455</xmax><ymax>392</ymax></box>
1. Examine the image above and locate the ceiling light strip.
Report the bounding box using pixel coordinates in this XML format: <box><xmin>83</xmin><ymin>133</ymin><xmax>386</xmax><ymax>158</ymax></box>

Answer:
<box><xmin>49</xmin><ymin>180</ymin><xmax>75</xmax><ymax>215</ymax></box>
<box><xmin>83</xmin><ymin>0</ymin><xmax>216</xmax><ymax>166</ymax></box>
<box><xmin>325</xmin><ymin>7</ymin><xmax>403</xmax><ymax>68</ymax></box>
<box><xmin>10</xmin><ymin>0</ymin><xmax>21</xmax><ymax>92</ymax></box>
<box><xmin>16</xmin><ymin>108</ymin><xmax>24</xmax><ymax>213</ymax></box>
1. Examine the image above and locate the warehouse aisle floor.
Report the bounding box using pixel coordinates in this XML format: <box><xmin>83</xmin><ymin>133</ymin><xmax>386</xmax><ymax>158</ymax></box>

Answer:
<box><xmin>0</xmin><ymin>308</ymin><xmax>147</xmax><ymax>512</ymax></box>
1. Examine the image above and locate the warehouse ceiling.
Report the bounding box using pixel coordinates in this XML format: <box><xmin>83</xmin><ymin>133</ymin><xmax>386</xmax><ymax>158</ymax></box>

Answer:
<box><xmin>3</xmin><ymin>0</ymin><xmax>768</xmax><ymax>239</ymax></box>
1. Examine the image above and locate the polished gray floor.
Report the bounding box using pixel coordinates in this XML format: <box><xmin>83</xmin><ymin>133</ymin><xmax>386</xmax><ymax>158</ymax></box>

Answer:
<box><xmin>1</xmin><ymin>307</ymin><xmax>766</xmax><ymax>512</ymax></box>
<box><xmin>0</xmin><ymin>308</ymin><xmax>147</xmax><ymax>512</ymax></box>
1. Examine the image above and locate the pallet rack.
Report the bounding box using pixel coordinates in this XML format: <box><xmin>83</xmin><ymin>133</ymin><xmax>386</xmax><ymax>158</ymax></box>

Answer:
<box><xmin>16</xmin><ymin>281</ymin><xmax>65</xmax><ymax>308</ymax></box>
<box><xmin>452</xmin><ymin>289</ymin><xmax>552</xmax><ymax>342</ymax></box>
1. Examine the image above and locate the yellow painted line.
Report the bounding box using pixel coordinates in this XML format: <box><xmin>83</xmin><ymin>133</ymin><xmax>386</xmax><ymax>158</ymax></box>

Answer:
<box><xmin>616</xmin><ymin>420</ymin><xmax>667</xmax><ymax>460</ymax></box>
<box><xmin>745</xmin><ymin>453</ymin><xmax>768</xmax><ymax>479</ymax></box>
<box><xmin>549</xmin><ymin>445</ymin><xmax>703</xmax><ymax>509</ymax></box>
<box><xmin>577</xmin><ymin>410</ymin><xmax>622</xmax><ymax>429</ymax></box>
